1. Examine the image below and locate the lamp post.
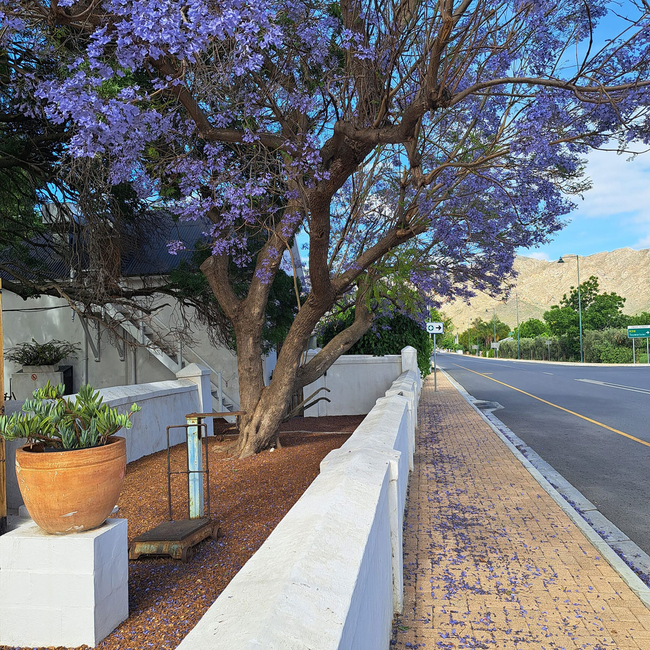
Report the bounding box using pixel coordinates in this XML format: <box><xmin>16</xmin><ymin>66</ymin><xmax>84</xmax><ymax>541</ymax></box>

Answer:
<box><xmin>486</xmin><ymin>307</ymin><xmax>498</xmax><ymax>358</ymax></box>
<box><xmin>516</xmin><ymin>293</ymin><xmax>520</xmax><ymax>360</ymax></box>
<box><xmin>558</xmin><ymin>254</ymin><xmax>584</xmax><ymax>363</ymax></box>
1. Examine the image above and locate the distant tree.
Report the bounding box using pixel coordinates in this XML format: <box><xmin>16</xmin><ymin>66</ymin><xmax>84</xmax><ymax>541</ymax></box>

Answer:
<box><xmin>627</xmin><ymin>312</ymin><xmax>650</xmax><ymax>326</ymax></box>
<box><xmin>544</xmin><ymin>276</ymin><xmax>626</xmax><ymax>359</ymax></box>
<box><xmin>515</xmin><ymin>318</ymin><xmax>549</xmax><ymax>339</ymax></box>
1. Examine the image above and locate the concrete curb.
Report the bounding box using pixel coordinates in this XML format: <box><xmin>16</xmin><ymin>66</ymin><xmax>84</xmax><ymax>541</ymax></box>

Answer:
<box><xmin>440</xmin><ymin>368</ymin><xmax>650</xmax><ymax>610</ymax></box>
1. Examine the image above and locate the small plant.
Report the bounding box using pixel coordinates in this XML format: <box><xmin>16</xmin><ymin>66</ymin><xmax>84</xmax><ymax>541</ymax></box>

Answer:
<box><xmin>0</xmin><ymin>382</ymin><xmax>141</xmax><ymax>450</ymax></box>
<box><xmin>5</xmin><ymin>339</ymin><xmax>80</xmax><ymax>367</ymax></box>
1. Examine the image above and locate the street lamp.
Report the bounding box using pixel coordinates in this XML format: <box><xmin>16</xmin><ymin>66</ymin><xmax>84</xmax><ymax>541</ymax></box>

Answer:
<box><xmin>558</xmin><ymin>254</ymin><xmax>584</xmax><ymax>363</ymax></box>
<box><xmin>515</xmin><ymin>293</ymin><xmax>520</xmax><ymax>359</ymax></box>
<box><xmin>486</xmin><ymin>307</ymin><xmax>498</xmax><ymax>358</ymax></box>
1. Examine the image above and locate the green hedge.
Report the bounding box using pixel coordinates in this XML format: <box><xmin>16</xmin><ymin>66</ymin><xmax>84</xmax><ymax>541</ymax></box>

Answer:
<box><xmin>319</xmin><ymin>312</ymin><xmax>433</xmax><ymax>377</ymax></box>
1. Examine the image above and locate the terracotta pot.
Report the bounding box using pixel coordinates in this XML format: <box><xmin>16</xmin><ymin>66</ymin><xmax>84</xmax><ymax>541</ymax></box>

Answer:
<box><xmin>15</xmin><ymin>436</ymin><xmax>126</xmax><ymax>534</ymax></box>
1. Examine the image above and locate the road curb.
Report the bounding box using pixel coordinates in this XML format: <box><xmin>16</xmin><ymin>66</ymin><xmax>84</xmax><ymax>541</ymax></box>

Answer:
<box><xmin>440</xmin><ymin>368</ymin><xmax>650</xmax><ymax>610</ymax></box>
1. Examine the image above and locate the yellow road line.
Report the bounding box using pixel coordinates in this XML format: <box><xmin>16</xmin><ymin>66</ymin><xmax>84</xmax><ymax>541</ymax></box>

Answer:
<box><xmin>453</xmin><ymin>363</ymin><xmax>650</xmax><ymax>449</ymax></box>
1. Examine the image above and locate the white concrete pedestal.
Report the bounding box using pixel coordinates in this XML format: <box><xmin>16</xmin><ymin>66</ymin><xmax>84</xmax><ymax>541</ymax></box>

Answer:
<box><xmin>0</xmin><ymin>518</ymin><xmax>128</xmax><ymax>648</ymax></box>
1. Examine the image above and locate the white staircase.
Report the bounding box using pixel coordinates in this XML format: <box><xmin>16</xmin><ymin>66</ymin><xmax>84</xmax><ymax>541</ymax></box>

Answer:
<box><xmin>104</xmin><ymin>305</ymin><xmax>239</xmax><ymax>420</ymax></box>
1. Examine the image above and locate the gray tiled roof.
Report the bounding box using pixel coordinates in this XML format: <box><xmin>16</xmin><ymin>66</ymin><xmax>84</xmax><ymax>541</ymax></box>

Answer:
<box><xmin>0</xmin><ymin>212</ymin><xmax>211</xmax><ymax>283</ymax></box>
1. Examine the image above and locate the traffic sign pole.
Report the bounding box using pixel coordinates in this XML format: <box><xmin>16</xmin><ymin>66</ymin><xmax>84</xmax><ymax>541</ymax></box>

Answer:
<box><xmin>625</xmin><ymin>326</ymin><xmax>650</xmax><ymax>364</ymax></box>
<box><xmin>434</xmin><ymin>333</ymin><xmax>437</xmax><ymax>392</ymax></box>
<box><xmin>426</xmin><ymin>322</ymin><xmax>443</xmax><ymax>392</ymax></box>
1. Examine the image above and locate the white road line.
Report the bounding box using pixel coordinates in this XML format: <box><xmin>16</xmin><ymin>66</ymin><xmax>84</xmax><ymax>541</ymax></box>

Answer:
<box><xmin>575</xmin><ymin>378</ymin><xmax>650</xmax><ymax>395</ymax></box>
<box><xmin>544</xmin><ymin>372</ymin><xmax>553</xmax><ymax>375</ymax></box>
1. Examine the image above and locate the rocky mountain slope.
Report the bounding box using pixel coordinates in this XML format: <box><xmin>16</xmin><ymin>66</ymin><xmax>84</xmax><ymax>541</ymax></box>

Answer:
<box><xmin>442</xmin><ymin>248</ymin><xmax>650</xmax><ymax>331</ymax></box>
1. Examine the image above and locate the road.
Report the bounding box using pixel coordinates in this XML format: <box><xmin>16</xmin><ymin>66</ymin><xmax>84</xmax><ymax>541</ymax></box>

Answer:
<box><xmin>438</xmin><ymin>353</ymin><xmax>650</xmax><ymax>555</ymax></box>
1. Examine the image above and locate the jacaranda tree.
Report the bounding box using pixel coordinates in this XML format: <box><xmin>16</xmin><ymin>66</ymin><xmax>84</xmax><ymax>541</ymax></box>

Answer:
<box><xmin>2</xmin><ymin>0</ymin><xmax>649</xmax><ymax>455</ymax></box>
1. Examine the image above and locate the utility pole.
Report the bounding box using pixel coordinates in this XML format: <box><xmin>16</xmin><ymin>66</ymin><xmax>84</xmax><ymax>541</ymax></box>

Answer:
<box><xmin>487</xmin><ymin>307</ymin><xmax>498</xmax><ymax>358</ymax></box>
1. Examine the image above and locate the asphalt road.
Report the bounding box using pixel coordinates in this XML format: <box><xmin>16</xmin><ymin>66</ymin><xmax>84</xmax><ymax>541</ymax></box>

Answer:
<box><xmin>438</xmin><ymin>353</ymin><xmax>650</xmax><ymax>555</ymax></box>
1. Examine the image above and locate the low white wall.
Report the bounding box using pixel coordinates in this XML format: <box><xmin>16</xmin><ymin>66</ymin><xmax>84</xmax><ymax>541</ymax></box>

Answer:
<box><xmin>178</xmin><ymin>348</ymin><xmax>421</xmax><ymax>650</ymax></box>
<box><xmin>5</xmin><ymin>364</ymin><xmax>211</xmax><ymax>511</ymax></box>
<box><xmin>303</xmin><ymin>347</ymin><xmax>420</xmax><ymax>417</ymax></box>
<box><xmin>99</xmin><ymin>380</ymin><xmax>199</xmax><ymax>463</ymax></box>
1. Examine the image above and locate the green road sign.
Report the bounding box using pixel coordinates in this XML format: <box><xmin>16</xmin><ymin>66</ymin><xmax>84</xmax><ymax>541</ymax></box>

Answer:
<box><xmin>627</xmin><ymin>326</ymin><xmax>650</xmax><ymax>338</ymax></box>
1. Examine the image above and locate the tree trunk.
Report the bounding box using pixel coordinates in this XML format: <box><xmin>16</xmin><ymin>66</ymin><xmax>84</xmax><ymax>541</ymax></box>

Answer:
<box><xmin>232</xmin><ymin>287</ymin><xmax>374</xmax><ymax>458</ymax></box>
<box><xmin>233</xmin><ymin>297</ymin><xmax>324</xmax><ymax>457</ymax></box>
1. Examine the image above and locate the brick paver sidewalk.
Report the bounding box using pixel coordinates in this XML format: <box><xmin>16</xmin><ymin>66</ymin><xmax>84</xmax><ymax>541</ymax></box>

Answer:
<box><xmin>392</xmin><ymin>374</ymin><xmax>650</xmax><ymax>650</ymax></box>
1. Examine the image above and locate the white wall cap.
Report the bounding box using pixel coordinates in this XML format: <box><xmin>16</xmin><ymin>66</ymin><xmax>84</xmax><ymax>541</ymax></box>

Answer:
<box><xmin>177</xmin><ymin>450</ymin><xmax>392</xmax><ymax>650</ymax></box>
<box><xmin>176</xmin><ymin>362</ymin><xmax>212</xmax><ymax>378</ymax></box>
<box><xmin>97</xmin><ymin>380</ymin><xmax>195</xmax><ymax>408</ymax></box>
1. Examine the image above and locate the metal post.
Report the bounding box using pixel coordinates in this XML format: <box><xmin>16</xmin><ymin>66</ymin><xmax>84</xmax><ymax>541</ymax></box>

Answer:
<box><xmin>0</xmin><ymin>279</ymin><xmax>5</xmax><ymax>536</ymax></box>
<box><xmin>217</xmin><ymin>371</ymin><xmax>223</xmax><ymax>413</ymax></box>
<box><xmin>433</xmin><ymin>333</ymin><xmax>437</xmax><ymax>392</ymax></box>
<box><xmin>647</xmin><ymin>337</ymin><xmax>649</xmax><ymax>364</ymax></box>
<box><xmin>633</xmin><ymin>338</ymin><xmax>636</xmax><ymax>364</ymax></box>
<box><xmin>186</xmin><ymin>416</ymin><xmax>204</xmax><ymax>519</ymax></box>
<box><xmin>516</xmin><ymin>294</ymin><xmax>521</xmax><ymax>360</ymax></box>
<box><xmin>576</xmin><ymin>256</ymin><xmax>584</xmax><ymax>363</ymax></box>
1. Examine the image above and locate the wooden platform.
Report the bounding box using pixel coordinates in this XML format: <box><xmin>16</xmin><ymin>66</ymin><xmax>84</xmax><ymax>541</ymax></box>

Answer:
<box><xmin>129</xmin><ymin>518</ymin><xmax>220</xmax><ymax>562</ymax></box>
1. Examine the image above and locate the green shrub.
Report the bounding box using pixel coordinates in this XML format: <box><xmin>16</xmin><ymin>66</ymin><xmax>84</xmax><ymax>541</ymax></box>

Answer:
<box><xmin>319</xmin><ymin>312</ymin><xmax>432</xmax><ymax>377</ymax></box>
<box><xmin>596</xmin><ymin>345</ymin><xmax>633</xmax><ymax>364</ymax></box>
<box><xmin>0</xmin><ymin>382</ymin><xmax>141</xmax><ymax>450</ymax></box>
<box><xmin>5</xmin><ymin>339</ymin><xmax>80</xmax><ymax>366</ymax></box>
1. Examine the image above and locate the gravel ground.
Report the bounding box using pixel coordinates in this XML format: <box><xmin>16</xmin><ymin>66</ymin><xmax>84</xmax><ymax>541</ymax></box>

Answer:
<box><xmin>2</xmin><ymin>415</ymin><xmax>362</xmax><ymax>650</ymax></box>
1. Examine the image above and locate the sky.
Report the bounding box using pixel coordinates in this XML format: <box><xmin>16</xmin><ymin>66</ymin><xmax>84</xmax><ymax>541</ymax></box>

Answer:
<box><xmin>519</xmin><ymin>148</ymin><xmax>650</xmax><ymax>262</ymax></box>
<box><xmin>518</xmin><ymin>1</ymin><xmax>650</xmax><ymax>262</ymax></box>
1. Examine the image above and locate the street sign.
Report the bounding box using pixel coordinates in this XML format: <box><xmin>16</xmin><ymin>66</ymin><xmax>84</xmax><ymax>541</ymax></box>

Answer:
<box><xmin>627</xmin><ymin>326</ymin><xmax>650</xmax><ymax>338</ymax></box>
<box><xmin>426</xmin><ymin>322</ymin><xmax>443</xmax><ymax>334</ymax></box>
<box><xmin>472</xmin><ymin>345</ymin><xmax>479</xmax><ymax>350</ymax></box>
<box><xmin>490</xmin><ymin>343</ymin><xmax>499</xmax><ymax>349</ymax></box>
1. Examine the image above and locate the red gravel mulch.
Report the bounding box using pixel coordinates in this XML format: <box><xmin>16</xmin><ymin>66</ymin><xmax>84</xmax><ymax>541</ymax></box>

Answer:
<box><xmin>2</xmin><ymin>415</ymin><xmax>364</xmax><ymax>650</ymax></box>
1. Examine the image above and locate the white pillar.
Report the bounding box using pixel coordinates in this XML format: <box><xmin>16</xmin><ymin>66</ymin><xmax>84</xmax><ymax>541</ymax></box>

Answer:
<box><xmin>176</xmin><ymin>363</ymin><xmax>212</xmax><ymax>413</ymax></box>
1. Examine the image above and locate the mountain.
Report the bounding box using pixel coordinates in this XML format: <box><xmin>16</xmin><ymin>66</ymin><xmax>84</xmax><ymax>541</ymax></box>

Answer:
<box><xmin>441</xmin><ymin>247</ymin><xmax>650</xmax><ymax>331</ymax></box>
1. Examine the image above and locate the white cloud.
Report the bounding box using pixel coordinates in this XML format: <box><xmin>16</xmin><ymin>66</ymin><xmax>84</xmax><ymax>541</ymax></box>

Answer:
<box><xmin>577</xmin><ymin>148</ymin><xmax>650</xmax><ymax>220</ymax></box>
<box><xmin>527</xmin><ymin>251</ymin><xmax>550</xmax><ymax>261</ymax></box>
<box><xmin>633</xmin><ymin>234</ymin><xmax>650</xmax><ymax>250</ymax></box>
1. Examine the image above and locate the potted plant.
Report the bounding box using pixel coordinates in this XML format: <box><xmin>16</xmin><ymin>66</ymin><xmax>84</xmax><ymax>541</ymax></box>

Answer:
<box><xmin>5</xmin><ymin>338</ymin><xmax>80</xmax><ymax>373</ymax></box>
<box><xmin>0</xmin><ymin>382</ymin><xmax>141</xmax><ymax>534</ymax></box>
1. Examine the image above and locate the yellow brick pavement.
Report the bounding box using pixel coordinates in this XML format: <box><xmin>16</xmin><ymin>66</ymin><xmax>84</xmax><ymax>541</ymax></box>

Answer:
<box><xmin>391</xmin><ymin>374</ymin><xmax>650</xmax><ymax>650</ymax></box>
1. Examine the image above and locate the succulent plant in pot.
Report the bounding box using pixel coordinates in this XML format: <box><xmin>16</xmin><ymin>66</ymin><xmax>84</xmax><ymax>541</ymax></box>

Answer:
<box><xmin>0</xmin><ymin>382</ymin><xmax>141</xmax><ymax>534</ymax></box>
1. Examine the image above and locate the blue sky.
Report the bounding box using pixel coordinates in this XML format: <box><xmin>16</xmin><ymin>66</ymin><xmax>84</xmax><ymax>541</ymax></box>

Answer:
<box><xmin>518</xmin><ymin>2</ymin><xmax>650</xmax><ymax>262</ymax></box>
<box><xmin>519</xmin><ymin>148</ymin><xmax>650</xmax><ymax>261</ymax></box>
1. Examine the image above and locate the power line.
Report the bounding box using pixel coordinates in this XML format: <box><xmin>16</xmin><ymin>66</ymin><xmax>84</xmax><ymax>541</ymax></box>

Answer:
<box><xmin>2</xmin><ymin>305</ymin><xmax>70</xmax><ymax>313</ymax></box>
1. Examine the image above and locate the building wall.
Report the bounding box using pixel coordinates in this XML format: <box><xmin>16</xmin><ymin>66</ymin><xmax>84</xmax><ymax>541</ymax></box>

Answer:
<box><xmin>2</xmin><ymin>290</ymin><xmax>239</xmax><ymax>402</ymax></box>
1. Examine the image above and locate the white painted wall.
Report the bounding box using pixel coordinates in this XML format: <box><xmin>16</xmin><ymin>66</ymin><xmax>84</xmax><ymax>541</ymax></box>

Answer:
<box><xmin>303</xmin><ymin>347</ymin><xmax>421</xmax><ymax>417</ymax></box>
<box><xmin>303</xmin><ymin>352</ymin><xmax>402</xmax><ymax>416</ymax></box>
<box><xmin>0</xmin><ymin>518</ymin><xmax>128</xmax><ymax>648</ymax></box>
<box><xmin>2</xmin><ymin>290</ymin><xmax>239</xmax><ymax>402</ymax></box>
<box><xmin>177</xmin><ymin>348</ymin><xmax>421</xmax><ymax>650</ymax></box>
